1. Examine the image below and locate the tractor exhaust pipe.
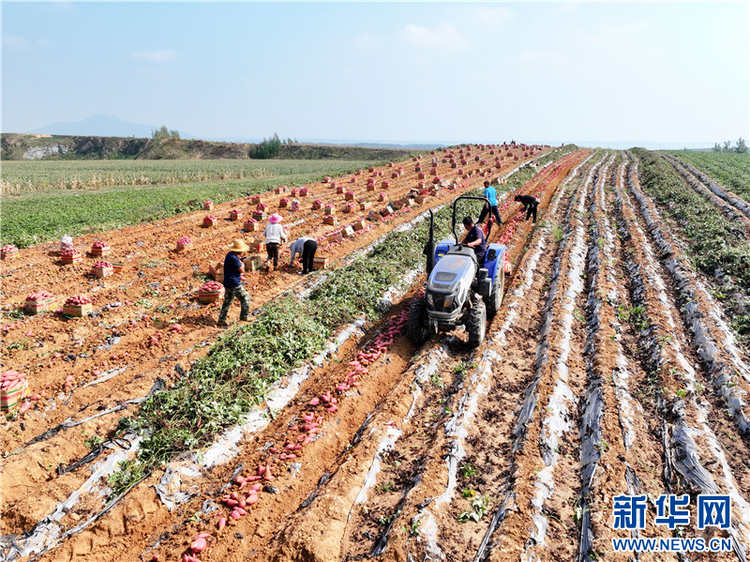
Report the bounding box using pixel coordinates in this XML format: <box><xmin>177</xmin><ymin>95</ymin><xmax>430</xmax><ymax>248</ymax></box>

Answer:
<box><xmin>424</xmin><ymin>209</ymin><xmax>435</xmax><ymax>274</ymax></box>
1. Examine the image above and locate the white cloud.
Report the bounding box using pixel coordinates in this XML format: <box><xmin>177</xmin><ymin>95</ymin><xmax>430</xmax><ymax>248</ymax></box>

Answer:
<box><xmin>3</xmin><ymin>35</ymin><xmax>33</xmax><ymax>52</ymax></box>
<box><xmin>132</xmin><ymin>50</ymin><xmax>178</xmax><ymax>63</ymax></box>
<box><xmin>474</xmin><ymin>7</ymin><xmax>512</xmax><ymax>27</ymax></box>
<box><xmin>399</xmin><ymin>22</ymin><xmax>470</xmax><ymax>52</ymax></box>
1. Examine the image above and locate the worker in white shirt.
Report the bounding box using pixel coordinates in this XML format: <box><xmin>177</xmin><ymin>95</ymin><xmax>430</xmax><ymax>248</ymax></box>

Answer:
<box><xmin>289</xmin><ymin>236</ymin><xmax>318</xmax><ymax>275</ymax></box>
<box><xmin>263</xmin><ymin>214</ymin><xmax>288</xmax><ymax>271</ymax></box>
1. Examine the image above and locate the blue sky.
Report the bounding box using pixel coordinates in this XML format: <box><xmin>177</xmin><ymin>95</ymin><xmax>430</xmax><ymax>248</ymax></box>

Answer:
<box><xmin>2</xmin><ymin>1</ymin><xmax>748</xmax><ymax>147</ymax></box>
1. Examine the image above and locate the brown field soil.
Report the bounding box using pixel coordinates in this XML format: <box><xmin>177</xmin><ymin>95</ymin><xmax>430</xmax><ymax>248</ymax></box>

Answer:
<box><xmin>2</xmin><ymin>146</ymin><xmax>749</xmax><ymax>562</ymax></box>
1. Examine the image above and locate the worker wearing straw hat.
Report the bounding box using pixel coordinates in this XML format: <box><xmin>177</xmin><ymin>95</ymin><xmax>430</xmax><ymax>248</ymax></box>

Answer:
<box><xmin>217</xmin><ymin>239</ymin><xmax>252</xmax><ymax>327</ymax></box>
<box><xmin>263</xmin><ymin>213</ymin><xmax>287</xmax><ymax>271</ymax></box>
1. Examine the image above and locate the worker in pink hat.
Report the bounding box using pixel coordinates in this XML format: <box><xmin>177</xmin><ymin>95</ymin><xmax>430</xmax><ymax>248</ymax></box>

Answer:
<box><xmin>263</xmin><ymin>213</ymin><xmax>287</xmax><ymax>271</ymax></box>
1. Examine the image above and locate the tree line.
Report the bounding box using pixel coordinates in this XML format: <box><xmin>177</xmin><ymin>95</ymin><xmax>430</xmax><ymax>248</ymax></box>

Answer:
<box><xmin>151</xmin><ymin>125</ymin><xmax>181</xmax><ymax>140</ymax></box>
<box><xmin>149</xmin><ymin>127</ymin><xmax>300</xmax><ymax>159</ymax></box>
<box><xmin>713</xmin><ymin>137</ymin><xmax>747</xmax><ymax>153</ymax></box>
<box><xmin>250</xmin><ymin>133</ymin><xmax>298</xmax><ymax>159</ymax></box>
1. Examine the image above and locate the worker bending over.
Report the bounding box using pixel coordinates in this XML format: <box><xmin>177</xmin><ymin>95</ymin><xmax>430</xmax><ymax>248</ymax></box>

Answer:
<box><xmin>289</xmin><ymin>236</ymin><xmax>318</xmax><ymax>275</ymax></box>
<box><xmin>514</xmin><ymin>194</ymin><xmax>539</xmax><ymax>222</ymax></box>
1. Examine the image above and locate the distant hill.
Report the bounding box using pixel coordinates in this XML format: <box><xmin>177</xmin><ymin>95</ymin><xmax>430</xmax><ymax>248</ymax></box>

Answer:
<box><xmin>0</xmin><ymin>133</ymin><xmax>427</xmax><ymax>161</ymax></box>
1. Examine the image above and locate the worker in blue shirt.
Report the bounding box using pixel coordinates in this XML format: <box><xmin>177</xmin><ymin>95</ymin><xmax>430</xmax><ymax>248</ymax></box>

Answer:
<box><xmin>478</xmin><ymin>180</ymin><xmax>503</xmax><ymax>227</ymax></box>
<box><xmin>217</xmin><ymin>239</ymin><xmax>252</xmax><ymax>327</ymax></box>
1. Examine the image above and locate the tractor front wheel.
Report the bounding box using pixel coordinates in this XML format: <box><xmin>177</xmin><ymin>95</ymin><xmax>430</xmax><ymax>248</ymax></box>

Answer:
<box><xmin>408</xmin><ymin>297</ymin><xmax>430</xmax><ymax>346</ymax></box>
<box><xmin>486</xmin><ymin>268</ymin><xmax>504</xmax><ymax>318</ymax></box>
<box><xmin>467</xmin><ymin>297</ymin><xmax>487</xmax><ymax>347</ymax></box>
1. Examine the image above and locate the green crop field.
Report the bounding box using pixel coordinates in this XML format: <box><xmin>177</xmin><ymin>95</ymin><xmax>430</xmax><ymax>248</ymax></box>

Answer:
<box><xmin>665</xmin><ymin>150</ymin><xmax>750</xmax><ymax>202</ymax></box>
<box><xmin>0</xmin><ymin>159</ymin><xmax>383</xmax><ymax>193</ymax></box>
<box><xmin>0</xmin><ymin>160</ymin><xmax>378</xmax><ymax>248</ymax></box>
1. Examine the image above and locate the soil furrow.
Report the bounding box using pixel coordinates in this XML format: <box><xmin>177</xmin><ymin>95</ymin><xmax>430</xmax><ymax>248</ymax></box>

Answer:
<box><xmin>576</xmin><ymin>157</ymin><xmax>672</xmax><ymax>561</ymax></box>
<box><xmin>417</xmin><ymin>151</ymin><xmax>597</xmax><ymax>562</ymax></box>
<box><xmin>510</xmin><ymin>156</ymin><xmax>601</xmax><ymax>562</ymax></box>
<box><xmin>446</xmin><ymin>152</ymin><xmax>603</xmax><ymax>562</ymax></box>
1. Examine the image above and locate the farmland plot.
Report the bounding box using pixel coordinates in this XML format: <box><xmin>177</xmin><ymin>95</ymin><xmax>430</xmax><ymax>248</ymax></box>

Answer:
<box><xmin>667</xmin><ymin>151</ymin><xmax>750</xmax><ymax>203</ymax></box>
<box><xmin>634</xmin><ymin>149</ymin><xmax>750</xmax><ymax>342</ymax></box>
<box><xmin>0</xmin><ymin>143</ymin><xmax>553</xmax><ymax>559</ymax></box>
<box><xmin>2</xmin><ymin>145</ymin><xmax>749</xmax><ymax>562</ymax></box>
<box><xmin>0</xmin><ymin>160</ymin><xmax>385</xmax><ymax>248</ymax></box>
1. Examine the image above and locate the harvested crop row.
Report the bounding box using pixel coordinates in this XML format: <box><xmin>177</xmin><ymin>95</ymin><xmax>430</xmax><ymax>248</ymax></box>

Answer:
<box><xmin>0</xmin><ymin>147</ymin><xmax>524</xmax><ymax>454</ymax></box>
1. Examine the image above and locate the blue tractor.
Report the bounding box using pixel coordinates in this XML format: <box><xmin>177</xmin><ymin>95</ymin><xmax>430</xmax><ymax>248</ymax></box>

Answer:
<box><xmin>408</xmin><ymin>195</ymin><xmax>507</xmax><ymax>348</ymax></box>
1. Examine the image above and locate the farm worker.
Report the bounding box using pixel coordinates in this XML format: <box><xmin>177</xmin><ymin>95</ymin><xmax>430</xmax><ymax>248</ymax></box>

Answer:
<box><xmin>264</xmin><ymin>214</ymin><xmax>287</xmax><ymax>271</ymax></box>
<box><xmin>289</xmin><ymin>236</ymin><xmax>318</xmax><ymax>275</ymax></box>
<box><xmin>217</xmin><ymin>239</ymin><xmax>252</xmax><ymax>327</ymax></box>
<box><xmin>461</xmin><ymin>216</ymin><xmax>487</xmax><ymax>265</ymax></box>
<box><xmin>514</xmin><ymin>194</ymin><xmax>539</xmax><ymax>223</ymax></box>
<box><xmin>477</xmin><ymin>180</ymin><xmax>503</xmax><ymax>227</ymax></box>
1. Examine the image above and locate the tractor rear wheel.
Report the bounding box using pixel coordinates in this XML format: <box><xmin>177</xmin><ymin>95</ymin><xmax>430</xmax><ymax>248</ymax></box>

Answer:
<box><xmin>486</xmin><ymin>268</ymin><xmax>504</xmax><ymax>318</ymax></box>
<box><xmin>467</xmin><ymin>296</ymin><xmax>486</xmax><ymax>347</ymax></box>
<box><xmin>408</xmin><ymin>297</ymin><xmax>430</xmax><ymax>346</ymax></box>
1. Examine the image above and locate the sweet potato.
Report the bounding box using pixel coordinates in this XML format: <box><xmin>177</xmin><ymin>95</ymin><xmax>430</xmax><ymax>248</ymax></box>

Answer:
<box><xmin>190</xmin><ymin>537</ymin><xmax>207</xmax><ymax>552</ymax></box>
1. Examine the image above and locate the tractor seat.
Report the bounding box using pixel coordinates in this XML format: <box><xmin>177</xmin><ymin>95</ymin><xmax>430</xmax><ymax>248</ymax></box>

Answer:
<box><xmin>445</xmin><ymin>244</ymin><xmax>478</xmax><ymax>266</ymax></box>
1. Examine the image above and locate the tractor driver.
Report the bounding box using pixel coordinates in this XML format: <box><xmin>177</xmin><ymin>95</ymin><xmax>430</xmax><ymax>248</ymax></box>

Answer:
<box><xmin>461</xmin><ymin>216</ymin><xmax>487</xmax><ymax>265</ymax></box>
